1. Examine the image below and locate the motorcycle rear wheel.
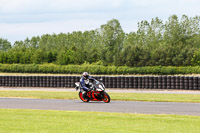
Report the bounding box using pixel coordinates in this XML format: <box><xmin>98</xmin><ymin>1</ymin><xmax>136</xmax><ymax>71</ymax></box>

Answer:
<box><xmin>79</xmin><ymin>91</ymin><xmax>89</xmax><ymax>102</ymax></box>
<box><xmin>102</xmin><ymin>92</ymin><xmax>110</xmax><ymax>103</ymax></box>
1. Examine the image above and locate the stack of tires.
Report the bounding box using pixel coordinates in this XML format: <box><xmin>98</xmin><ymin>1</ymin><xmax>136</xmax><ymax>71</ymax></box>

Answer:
<box><xmin>0</xmin><ymin>75</ymin><xmax>199</xmax><ymax>90</ymax></box>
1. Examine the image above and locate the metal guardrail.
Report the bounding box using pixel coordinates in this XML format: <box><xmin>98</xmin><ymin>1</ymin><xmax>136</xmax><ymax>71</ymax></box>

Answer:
<box><xmin>0</xmin><ymin>76</ymin><xmax>199</xmax><ymax>90</ymax></box>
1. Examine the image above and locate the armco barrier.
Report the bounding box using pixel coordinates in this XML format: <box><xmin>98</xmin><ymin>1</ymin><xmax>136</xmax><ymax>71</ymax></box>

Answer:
<box><xmin>0</xmin><ymin>76</ymin><xmax>199</xmax><ymax>90</ymax></box>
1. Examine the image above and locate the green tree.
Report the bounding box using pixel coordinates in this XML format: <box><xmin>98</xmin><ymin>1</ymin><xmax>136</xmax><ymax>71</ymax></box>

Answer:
<box><xmin>0</xmin><ymin>38</ymin><xmax>11</xmax><ymax>51</ymax></box>
<box><xmin>99</xmin><ymin>19</ymin><xmax>125</xmax><ymax>65</ymax></box>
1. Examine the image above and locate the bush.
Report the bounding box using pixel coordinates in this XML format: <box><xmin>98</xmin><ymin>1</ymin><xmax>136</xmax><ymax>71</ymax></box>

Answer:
<box><xmin>0</xmin><ymin>63</ymin><xmax>200</xmax><ymax>75</ymax></box>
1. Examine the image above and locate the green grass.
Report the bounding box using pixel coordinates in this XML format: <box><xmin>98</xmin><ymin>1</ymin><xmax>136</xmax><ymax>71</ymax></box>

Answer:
<box><xmin>0</xmin><ymin>90</ymin><xmax>200</xmax><ymax>103</ymax></box>
<box><xmin>0</xmin><ymin>109</ymin><xmax>199</xmax><ymax>133</ymax></box>
<box><xmin>110</xmin><ymin>92</ymin><xmax>200</xmax><ymax>103</ymax></box>
<box><xmin>0</xmin><ymin>90</ymin><xmax>78</xmax><ymax>100</ymax></box>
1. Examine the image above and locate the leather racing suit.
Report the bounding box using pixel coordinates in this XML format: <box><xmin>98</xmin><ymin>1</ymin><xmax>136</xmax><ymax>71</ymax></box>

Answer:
<box><xmin>80</xmin><ymin>76</ymin><xmax>96</xmax><ymax>92</ymax></box>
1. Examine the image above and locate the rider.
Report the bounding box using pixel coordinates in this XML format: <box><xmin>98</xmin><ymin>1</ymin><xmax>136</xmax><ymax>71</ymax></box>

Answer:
<box><xmin>80</xmin><ymin>72</ymin><xmax>96</xmax><ymax>99</ymax></box>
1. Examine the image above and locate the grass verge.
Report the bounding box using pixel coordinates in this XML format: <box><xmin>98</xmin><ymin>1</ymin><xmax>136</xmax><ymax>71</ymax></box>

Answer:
<box><xmin>0</xmin><ymin>90</ymin><xmax>200</xmax><ymax>103</ymax></box>
<box><xmin>0</xmin><ymin>109</ymin><xmax>199</xmax><ymax>133</ymax></box>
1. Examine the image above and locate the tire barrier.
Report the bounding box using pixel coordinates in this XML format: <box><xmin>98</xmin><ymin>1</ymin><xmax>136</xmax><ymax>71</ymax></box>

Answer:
<box><xmin>0</xmin><ymin>76</ymin><xmax>199</xmax><ymax>90</ymax></box>
<box><xmin>133</xmin><ymin>77</ymin><xmax>138</xmax><ymax>89</ymax></box>
<box><xmin>158</xmin><ymin>76</ymin><xmax>162</xmax><ymax>89</ymax></box>
<box><xmin>116</xmin><ymin>77</ymin><xmax>121</xmax><ymax>88</ymax></box>
<box><xmin>138</xmin><ymin>77</ymin><xmax>142</xmax><ymax>89</ymax></box>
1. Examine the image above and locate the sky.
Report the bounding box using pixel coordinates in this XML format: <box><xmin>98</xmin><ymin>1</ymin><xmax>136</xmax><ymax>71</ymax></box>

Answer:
<box><xmin>1</xmin><ymin>0</ymin><xmax>200</xmax><ymax>44</ymax></box>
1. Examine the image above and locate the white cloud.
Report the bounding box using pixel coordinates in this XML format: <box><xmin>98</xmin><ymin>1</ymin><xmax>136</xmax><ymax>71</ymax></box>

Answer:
<box><xmin>0</xmin><ymin>0</ymin><xmax>125</xmax><ymax>14</ymax></box>
<box><xmin>1</xmin><ymin>0</ymin><xmax>200</xmax><ymax>43</ymax></box>
<box><xmin>0</xmin><ymin>19</ymin><xmax>106</xmax><ymax>44</ymax></box>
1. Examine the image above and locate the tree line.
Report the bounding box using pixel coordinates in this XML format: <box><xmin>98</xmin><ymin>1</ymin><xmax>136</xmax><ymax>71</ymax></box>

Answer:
<box><xmin>1</xmin><ymin>15</ymin><xmax>200</xmax><ymax>67</ymax></box>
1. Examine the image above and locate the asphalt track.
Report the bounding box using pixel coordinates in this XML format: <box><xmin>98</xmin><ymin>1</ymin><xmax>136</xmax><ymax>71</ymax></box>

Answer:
<box><xmin>0</xmin><ymin>98</ymin><xmax>200</xmax><ymax>116</ymax></box>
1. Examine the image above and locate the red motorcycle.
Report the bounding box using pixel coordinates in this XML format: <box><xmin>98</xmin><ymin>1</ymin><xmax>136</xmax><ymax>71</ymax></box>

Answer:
<box><xmin>75</xmin><ymin>79</ymin><xmax>110</xmax><ymax>103</ymax></box>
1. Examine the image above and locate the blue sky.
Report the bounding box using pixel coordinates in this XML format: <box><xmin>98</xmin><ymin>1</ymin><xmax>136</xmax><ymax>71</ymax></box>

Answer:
<box><xmin>1</xmin><ymin>0</ymin><xmax>200</xmax><ymax>44</ymax></box>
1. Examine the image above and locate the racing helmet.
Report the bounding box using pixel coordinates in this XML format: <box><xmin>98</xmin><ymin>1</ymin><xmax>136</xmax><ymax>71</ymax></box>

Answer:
<box><xmin>82</xmin><ymin>72</ymin><xmax>89</xmax><ymax>79</ymax></box>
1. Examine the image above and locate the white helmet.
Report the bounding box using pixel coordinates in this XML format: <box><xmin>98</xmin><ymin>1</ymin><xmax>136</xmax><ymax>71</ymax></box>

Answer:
<box><xmin>82</xmin><ymin>72</ymin><xmax>89</xmax><ymax>79</ymax></box>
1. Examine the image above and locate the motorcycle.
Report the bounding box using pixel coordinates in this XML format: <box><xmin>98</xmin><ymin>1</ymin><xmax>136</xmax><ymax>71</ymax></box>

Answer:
<box><xmin>75</xmin><ymin>79</ymin><xmax>110</xmax><ymax>103</ymax></box>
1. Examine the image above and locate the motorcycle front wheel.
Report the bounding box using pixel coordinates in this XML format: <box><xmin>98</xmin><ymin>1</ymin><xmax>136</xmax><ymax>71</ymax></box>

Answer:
<box><xmin>79</xmin><ymin>91</ymin><xmax>89</xmax><ymax>102</ymax></box>
<box><xmin>101</xmin><ymin>92</ymin><xmax>110</xmax><ymax>103</ymax></box>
